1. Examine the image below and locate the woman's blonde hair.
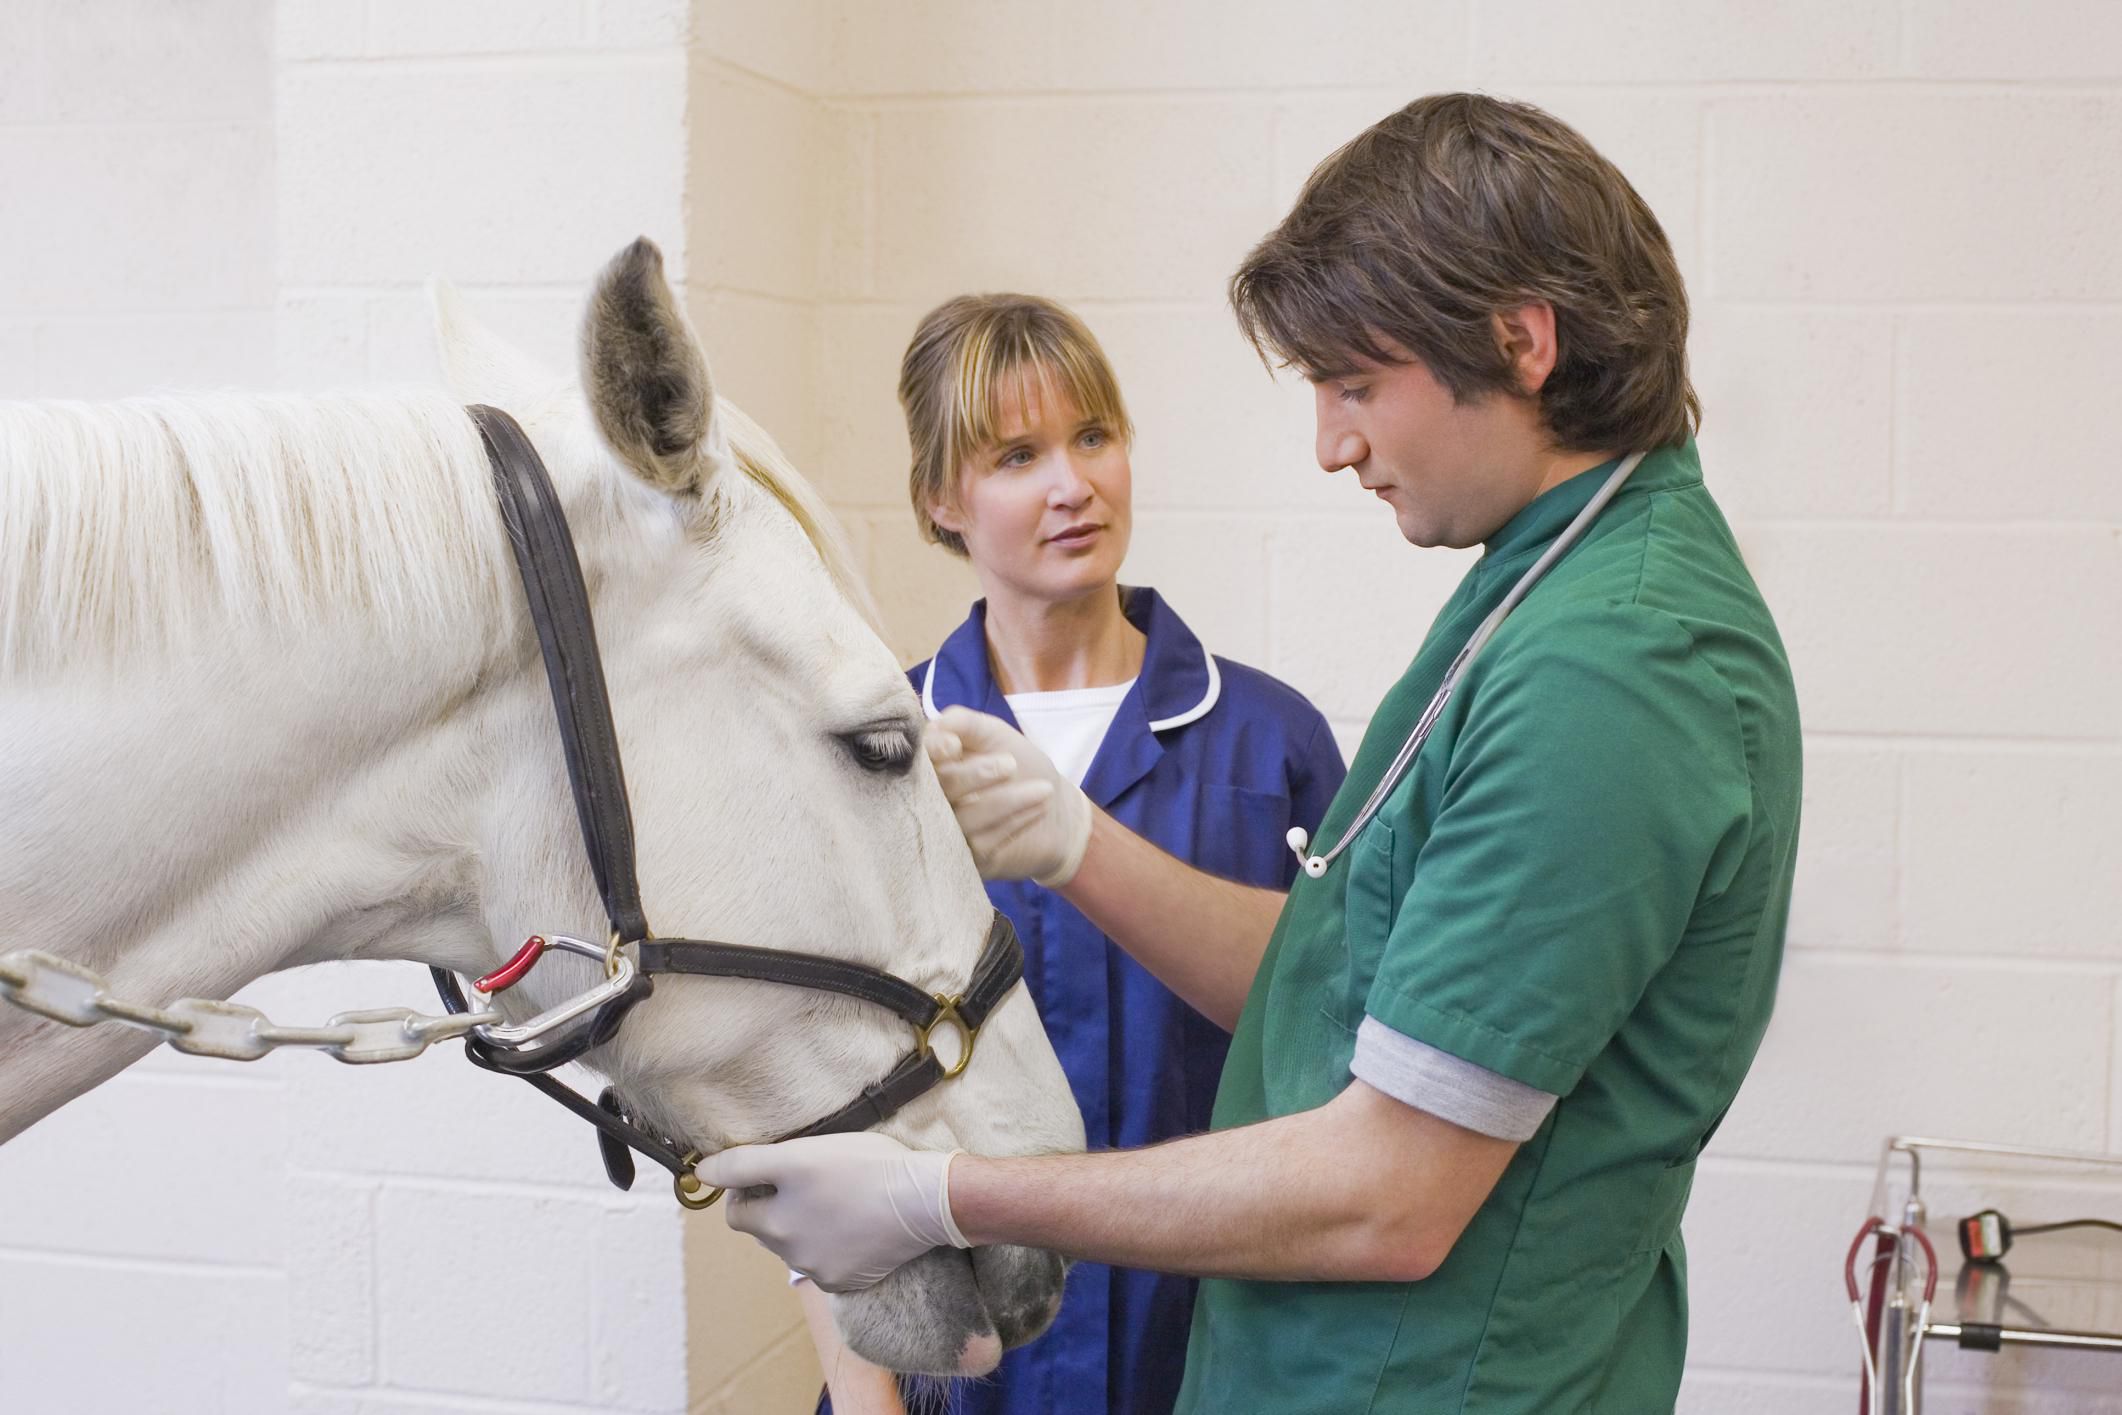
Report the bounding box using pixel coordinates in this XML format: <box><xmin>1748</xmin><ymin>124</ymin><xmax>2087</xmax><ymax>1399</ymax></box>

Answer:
<box><xmin>899</xmin><ymin>294</ymin><xmax>1133</xmax><ymax>556</ymax></box>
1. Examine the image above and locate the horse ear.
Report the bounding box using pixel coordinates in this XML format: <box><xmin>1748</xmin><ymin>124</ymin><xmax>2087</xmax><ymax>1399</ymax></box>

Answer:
<box><xmin>428</xmin><ymin>276</ymin><xmax>556</xmax><ymax>406</ymax></box>
<box><xmin>582</xmin><ymin>237</ymin><xmax>717</xmax><ymax>498</ymax></box>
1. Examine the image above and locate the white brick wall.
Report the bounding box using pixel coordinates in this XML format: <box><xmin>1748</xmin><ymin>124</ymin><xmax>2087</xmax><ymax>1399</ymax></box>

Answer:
<box><xmin>0</xmin><ymin>3</ymin><xmax>695</xmax><ymax>1412</ymax></box>
<box><xmin>11</xmin><ymin>4</ymin><xmax>2122</xmax><ymax>1413</ymax></box>
<box><xmin>766</xmin><ymin>5</ymin><xmax>2122</xmax><ymax>1413</ymax></box>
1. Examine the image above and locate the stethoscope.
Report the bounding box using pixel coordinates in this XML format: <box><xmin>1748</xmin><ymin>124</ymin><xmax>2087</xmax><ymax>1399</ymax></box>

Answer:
<box><xmin>1286</xmin><ymin>451</ymin><xmax>1648</xmax><ymax>880</ymax></box>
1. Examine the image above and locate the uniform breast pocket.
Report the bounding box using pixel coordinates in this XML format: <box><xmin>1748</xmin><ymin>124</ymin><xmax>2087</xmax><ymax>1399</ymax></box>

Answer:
<box><xmin>1199</xmin><ymin>782</ymin><xmax>1291</xmax><ymax>885</ymax></box>
<box><xmin>1326</xmin><ymin>820</ymin><xmax>1396</xmax><ymax>1035</ymax></box>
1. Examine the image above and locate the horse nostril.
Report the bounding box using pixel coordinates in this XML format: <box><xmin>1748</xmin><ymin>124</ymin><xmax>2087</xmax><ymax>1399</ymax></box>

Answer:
<box><xmin>957</xmin><ymin>1328</ymin><xmax>1004</xmax><ymax>1377</ymax></box>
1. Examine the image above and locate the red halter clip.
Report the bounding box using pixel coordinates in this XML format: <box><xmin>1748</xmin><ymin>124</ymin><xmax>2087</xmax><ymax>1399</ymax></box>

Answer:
<box><xmin>475</xmin><ymin>936</ymin><xmax>549</xmax><ymax>994</ymax></box>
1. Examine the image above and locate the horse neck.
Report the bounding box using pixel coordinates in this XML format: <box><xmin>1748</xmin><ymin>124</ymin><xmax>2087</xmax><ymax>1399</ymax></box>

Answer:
<box><xmin>4</xmin><ymin>614</ymin><xmax>519</xmax><ymax>977</ymax></box>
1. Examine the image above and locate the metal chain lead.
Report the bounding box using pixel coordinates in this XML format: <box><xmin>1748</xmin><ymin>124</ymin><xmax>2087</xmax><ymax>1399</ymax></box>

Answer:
<box><xmin>0</xmin><ymin>948</ymin><xmax>501</xmax><ymax>1064</ymax></box>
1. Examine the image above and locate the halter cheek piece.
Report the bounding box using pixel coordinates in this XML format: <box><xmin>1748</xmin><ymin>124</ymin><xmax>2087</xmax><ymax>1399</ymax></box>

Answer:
<box><xmin>440</xmin><ymin>406</ymin><xmax>1024</xmax><ymax>1210</ymax></box>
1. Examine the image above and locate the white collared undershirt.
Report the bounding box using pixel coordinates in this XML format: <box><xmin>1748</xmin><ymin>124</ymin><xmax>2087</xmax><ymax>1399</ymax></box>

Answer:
<box><xmin>1004</xmin><ymin>679</ymin><xmax>1137</xmax><ymax>787</ymax></box>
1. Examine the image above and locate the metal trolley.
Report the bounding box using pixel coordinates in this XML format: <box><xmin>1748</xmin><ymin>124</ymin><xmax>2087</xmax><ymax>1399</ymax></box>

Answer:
<box><xmin>1852</xmin><ymin>1136</ymin><xmax>2122</xmax><ymax>1414</ymax></box>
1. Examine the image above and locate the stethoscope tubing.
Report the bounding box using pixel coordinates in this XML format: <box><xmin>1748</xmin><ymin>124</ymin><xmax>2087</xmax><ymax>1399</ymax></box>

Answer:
<box><xmin>1288</xmin><ymin>450</ymin><xmax>1649</xmax><ymax>880</ymax></box>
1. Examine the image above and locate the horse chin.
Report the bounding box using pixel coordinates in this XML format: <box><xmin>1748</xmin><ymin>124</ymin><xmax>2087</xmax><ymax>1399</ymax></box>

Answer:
<box><xmin>835</xmin><ymin>1244</ymin><xmax>1067</xmax><ymax>1376</ymax></box>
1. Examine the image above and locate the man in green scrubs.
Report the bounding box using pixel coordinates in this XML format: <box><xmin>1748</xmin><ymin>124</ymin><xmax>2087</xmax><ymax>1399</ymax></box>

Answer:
<box><xmin>701</xmin><ymin>92</ymin><xmax>1801</xmax><ymax>1414</ymax></box>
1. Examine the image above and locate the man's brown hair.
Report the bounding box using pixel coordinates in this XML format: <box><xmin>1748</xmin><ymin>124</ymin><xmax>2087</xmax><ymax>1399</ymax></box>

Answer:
<box><xmin>1230</xmin><ymin>92</ymin><xmax>1698</xmax><ymax>453</ymax></box>
<box><xmin>899</xmin><ymin>294</ymin><xmax>1133</xmax><ymax>557</ymax></box>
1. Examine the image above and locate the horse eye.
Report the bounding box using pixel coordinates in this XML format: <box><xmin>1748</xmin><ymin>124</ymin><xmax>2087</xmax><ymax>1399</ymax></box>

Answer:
<box><xmin>842</xmin><ymin>728</ymin><xmax>916</xmax><ymax>775</ymax></box>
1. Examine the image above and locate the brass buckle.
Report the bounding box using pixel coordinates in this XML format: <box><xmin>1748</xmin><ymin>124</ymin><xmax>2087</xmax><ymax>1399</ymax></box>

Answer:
<box><xmin>674</xmin><ymin>1150</ymin><xmax>723</xmax><ymax>1210</ymax></box>
<box><xmin>914</xmin><ymin>993</ymin><xmax>977</xmax><ymax>1081</ymax></box>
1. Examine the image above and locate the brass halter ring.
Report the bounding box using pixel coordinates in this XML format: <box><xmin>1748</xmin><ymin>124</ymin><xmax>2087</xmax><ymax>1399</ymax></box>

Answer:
<box><xmin>914</xmin><ymin>994</ymin><xmax>978</xmax><ymax>1081</ymax></box>
<box><xmin>674</xmin><ymin>1150</ymin><xmax>723</xmax><ymax>1210</ymax></box>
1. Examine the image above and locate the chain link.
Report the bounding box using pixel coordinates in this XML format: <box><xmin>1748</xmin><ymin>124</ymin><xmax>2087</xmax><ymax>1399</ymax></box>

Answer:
<box><xmin>0</xmin><ymin>948</ymin><xmax>501</xmax><ymax>1064</ymax></box>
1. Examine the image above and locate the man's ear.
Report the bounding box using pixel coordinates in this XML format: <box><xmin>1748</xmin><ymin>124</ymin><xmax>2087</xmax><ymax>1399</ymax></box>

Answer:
<box><xmin>582</xmin><ymin>236</ymin><xmax>716</xmax><ymax>497</ymax></box>
<box><xmin>1492</xmin><ymin>301</ymin><xmax>1561</xmax><ymax>396</ymax></box>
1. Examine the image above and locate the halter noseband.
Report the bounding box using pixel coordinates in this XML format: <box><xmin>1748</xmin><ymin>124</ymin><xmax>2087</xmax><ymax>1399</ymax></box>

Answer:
<box><xmin>441</xmin><ymin>405</ymin><xmax>1024</xmax><ymax>1209</ymax></box>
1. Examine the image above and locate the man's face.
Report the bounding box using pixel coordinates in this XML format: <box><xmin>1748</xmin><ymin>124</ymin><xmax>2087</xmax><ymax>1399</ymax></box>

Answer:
<box><xmin>1310</xmin><ymin>345</ymin><xmax>1547</xmax><ymax>550</ymax></box>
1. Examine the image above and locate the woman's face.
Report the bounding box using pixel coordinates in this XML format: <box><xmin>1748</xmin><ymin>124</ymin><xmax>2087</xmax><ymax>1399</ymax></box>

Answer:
<box><xmin>933</xmin><ymin>374</ymin><xmax>1132</xmax><ymax>608</ymax></box>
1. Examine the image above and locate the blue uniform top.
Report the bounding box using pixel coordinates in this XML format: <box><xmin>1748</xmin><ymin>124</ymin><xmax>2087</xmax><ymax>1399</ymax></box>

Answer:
<box><xmin>830</xmin><ymin>586</ymin><xmax>1345</xmax><ymax>1415</ymax></box>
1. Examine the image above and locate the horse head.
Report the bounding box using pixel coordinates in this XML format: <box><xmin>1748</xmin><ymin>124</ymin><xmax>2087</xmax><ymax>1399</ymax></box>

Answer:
<box><xmin>431</xmin><ymin>238</ymin><xmax>1085</xmax><ymax>1376</ymax></box>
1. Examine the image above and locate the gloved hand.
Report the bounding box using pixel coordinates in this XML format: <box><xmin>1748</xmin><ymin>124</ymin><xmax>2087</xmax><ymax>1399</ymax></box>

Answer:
<box><xmin>925</xmin><ymin>706</ymin><xmax>1092</xmax><ymax>886</ymax></box>
<box><xmin>696</xmin><ymin>1133</ymin><xmax>970</xmax><ymax>1294</ymax></box>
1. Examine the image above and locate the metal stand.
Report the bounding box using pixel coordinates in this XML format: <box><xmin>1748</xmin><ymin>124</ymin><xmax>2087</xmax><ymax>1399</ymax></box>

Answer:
<box><xmin>1860</xmin><ymin>1136</ymin><xmax>2122</xmax><ymax>1414</ymax></box>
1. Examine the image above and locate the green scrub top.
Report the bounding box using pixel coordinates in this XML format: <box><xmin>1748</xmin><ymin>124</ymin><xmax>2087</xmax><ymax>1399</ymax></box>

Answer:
<box><xmin>1174</xmin><ymin>442</ymin><xmax>1801</xmax><ymax>1415</ymax></box>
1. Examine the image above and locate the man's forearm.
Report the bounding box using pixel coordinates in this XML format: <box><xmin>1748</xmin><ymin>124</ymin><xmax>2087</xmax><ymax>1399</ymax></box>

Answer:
<box><xmin>1057</xmin><ymin>808</ymin><xmax>1286</xmax><ymax>1029</ymax></box>
<box><xmin>947</xmin><ymin>1082</ymin><xmax>1516</xmax><ymax>1283</ymax></box>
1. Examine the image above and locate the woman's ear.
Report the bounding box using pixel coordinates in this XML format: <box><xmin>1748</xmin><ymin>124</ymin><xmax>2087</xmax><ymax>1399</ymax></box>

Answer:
<box><xmin>1492</xmin><ymin>300</ymin><xmax>1561</xmax><ymax>396</ymax></box>
<box><xmin>928</xmin><ymin>496</ymin><xmax>966</xmax><ymax>536</ymax></box>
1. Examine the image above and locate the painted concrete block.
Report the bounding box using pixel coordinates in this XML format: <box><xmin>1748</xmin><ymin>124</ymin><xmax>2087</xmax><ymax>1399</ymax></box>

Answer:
<box><xmin>0</xmin><ymin>1255</ymin><xmax>287</xmax><ymax>1414</ymax></box>
<box><xmin>0</xmin><ymin>5</ymin><xmax>49</xmax><ymax>121</ymax></box>
<box><xmin>684</xmin><ymin>1212</ymin><xmax>813</xmax><ymax>1402</ymax></box>
<box><xmin>41</xmin><ymin>0</ymin><xmax>270</xmax><ymax>123</ymax></box>
<box><xmin>375</xmin><ymin>1184</ymin><xmax>599</xmax><ymax>1401</ymax></box>
<box><xmin>1902</xmin><ymin>750</ymin><xmax>2122</xmax><ymax>960</ymax></box>
<box><xmin>277</xmin><ymin>64</ymin><xmax>684</xmax><ymax>287</ymax></box>
<box><xmin>828</xmin><ymin>0</ymin><xmax>1054</xmax><ymax>96</ymax></box>
<box><xmin>860</xmin><ymin>509</ymin><xmax>982</xmax><ymax>667</ymax></box>
<box><xmin>591</xmin><ymin>0</ymin><xmax>688</xmax><ymax>50</ymax></box>
<box><xmin>693</xmin><ymin>1322</ymin><xmax>825</xmax><ymax>1415</ymax></box>
<box><xmin>1683</xmin><ymin>1160</ymin><xmax>1880</xmax><ymax>1376</ymax></box>
<box><xmin>1088</xmin><ymin>304</ymin><xmax>1336</xmax><ymax>515</ymax></box>
<box><xmin>1741</xmin><ymin>524</ymin><xmax>2122</xmax><ymax>739</ymax></box>
<box><xmin>31</xmin><ymin>311</ymin><xmax>276</xmax><ymax>400</ymax></box>
<box><xmin>1904</xmin><ymin>0</ymin><xmax>2122</xmax><ymax>79</ymax></box>
<box><xmin>1266</xmin><ymin>514</ymin><xmax>1475</xmax><ymax>719</ymax></box>
<box><xmin>1709</xmin><ymin>93</ymin><xmax>2122</xmax><ymax>300</ymax></box>
<box><xmin>1897</xmin><ymin>308</ymin><xmax>2122</xmax><ymax>521</ymax></box>
<box><xmin>1124</xmin><ymin>513</ymin><xmax>1273</xmax><ymax>667</ymax></box>
<box><xmin>868</xmin><ymin>99</ymin><xmax>1279</xmax><ymax>305</ymax></box>
<box><xmin>693</xmin><ymin>289</ymin><xmax>822</xmax><ymax>477</ymax></box>
<box><xmin>1784</xmin><ymin>743</ymin><xmax>1898</xmax><ymax>953</ymax></box>
<box><xmin>590</xmin><ymin>1200</ymin><xmax>688</xmax><ymax>1412</ymax></box>
<box><xmin>0</xmin><ymin>125</ymin><xmax>273</xmax><ymax>314</ymax></box>
<box><xmin>691</xmin><ymin>0</ymin><xmax>817</xmax><ymax>87</ymax></box>
<box><xmin>1474</xmin><ymin>0</ymin><xmax>1898</xmax><ymax>80</ymax></box>
<box><xmin>689</xmin><ymin>59</ymin><xmax>828</xmax><ymax>301</ymax></box>
<box><xmin>0</xmin><ymin>321</ymin><xmax>35</xmax><ymax>392</ymax></box>
<box><xmin>366</xmin><ymin>0</ymin><xmax>588</xmax><ymax>55</ymax></box>
<box><xmin>0</xmin><ymin>1071</ymin><xmax>286</xmax><ymax>1264</ymax></box>
<box><xmin>276</xmin><ymin>295</ymin><xmax>371</xmax><ymax>391</ymax></box>
<box><xmin>1691</xmin><ymin>304</ymin><xmax>1894</xmax><ymax>519</ymax></box>
<box><xmin>287</xmin><ymin>1038</ymin><xmax>613</xmax><ymax>1190</ymax></box>
<box><xmin>1052</xmin><ymin>0</ymin><xmax>1467</xmax><ymax>91</ymax></box>
<box><xmin>812</xmin><ymin>300</ymin><xmax>923</xmax><ymax>509</ymax></box>
<box><xmin>276</xmin><ymin>0</ymin><xmax>367</xmax><ymax>59</ymax></box>
<box><xmin>364</xmin><ymin>288</ymin><xmax>588</xmax><ymax>387</ymax></box>
<box><xmin>1713</xmin><ymin>954</ymin><xmax>2111</xmax><ymax>1164</ymax></box>
<box><xmin>286</xmin><ymin>1174</ymin><xmax>378</xmax><ymax>1385</ymax></box>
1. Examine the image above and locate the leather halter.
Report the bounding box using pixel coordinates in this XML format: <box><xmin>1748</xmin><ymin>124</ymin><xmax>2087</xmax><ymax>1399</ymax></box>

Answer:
<box><xmin>436</xmin><ymin>405</ymin><xmax>1024</xmax><ymax>1207</ymax></box>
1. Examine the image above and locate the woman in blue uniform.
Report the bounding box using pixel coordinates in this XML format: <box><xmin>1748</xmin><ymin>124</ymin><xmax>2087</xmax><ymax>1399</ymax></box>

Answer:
<box><xmin>800</xmin><ymin>293</ymin><xmax>1345</xmax><ymax>1415</ymax></box>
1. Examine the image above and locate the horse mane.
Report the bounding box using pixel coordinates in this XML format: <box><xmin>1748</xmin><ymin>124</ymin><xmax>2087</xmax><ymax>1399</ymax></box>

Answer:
<box><xmin>0</xmin><ymin>388</ymin><xmax>512</xmax><ymax>675</ymax></box>
<box><xmin>716</xmin><ymin>399</ymin><xmax>883</xmax><ymax>635</ymax></box>
<box><xmin>0</xmin><ymin>387</ymin><xmax>875</xmax><ymax>675</ymax></box>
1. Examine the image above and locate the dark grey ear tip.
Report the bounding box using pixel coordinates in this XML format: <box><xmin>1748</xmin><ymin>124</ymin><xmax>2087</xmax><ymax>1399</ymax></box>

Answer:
<box><xmin>618</xmin><ymin>236</ymin><xmax>663</xmax><ymax>280</ymax></box>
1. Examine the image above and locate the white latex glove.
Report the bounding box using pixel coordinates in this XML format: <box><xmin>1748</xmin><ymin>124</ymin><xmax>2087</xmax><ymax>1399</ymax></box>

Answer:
<box><xmin>696</xmin><ymin>1133</ymin><xmax>970</xmax><ymax>1294</ymax></box>
<box><xmin>925</xmin><ymin>705</ymin><xmax>1092</xmax><ymax>886</ymax></box>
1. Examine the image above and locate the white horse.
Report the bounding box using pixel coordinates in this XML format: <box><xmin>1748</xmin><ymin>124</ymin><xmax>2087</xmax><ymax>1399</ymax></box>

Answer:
<box><xmin>0</xmin><ymin>237</ymin><xmax>1084</xmax><ymax>1377</ymax></box>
